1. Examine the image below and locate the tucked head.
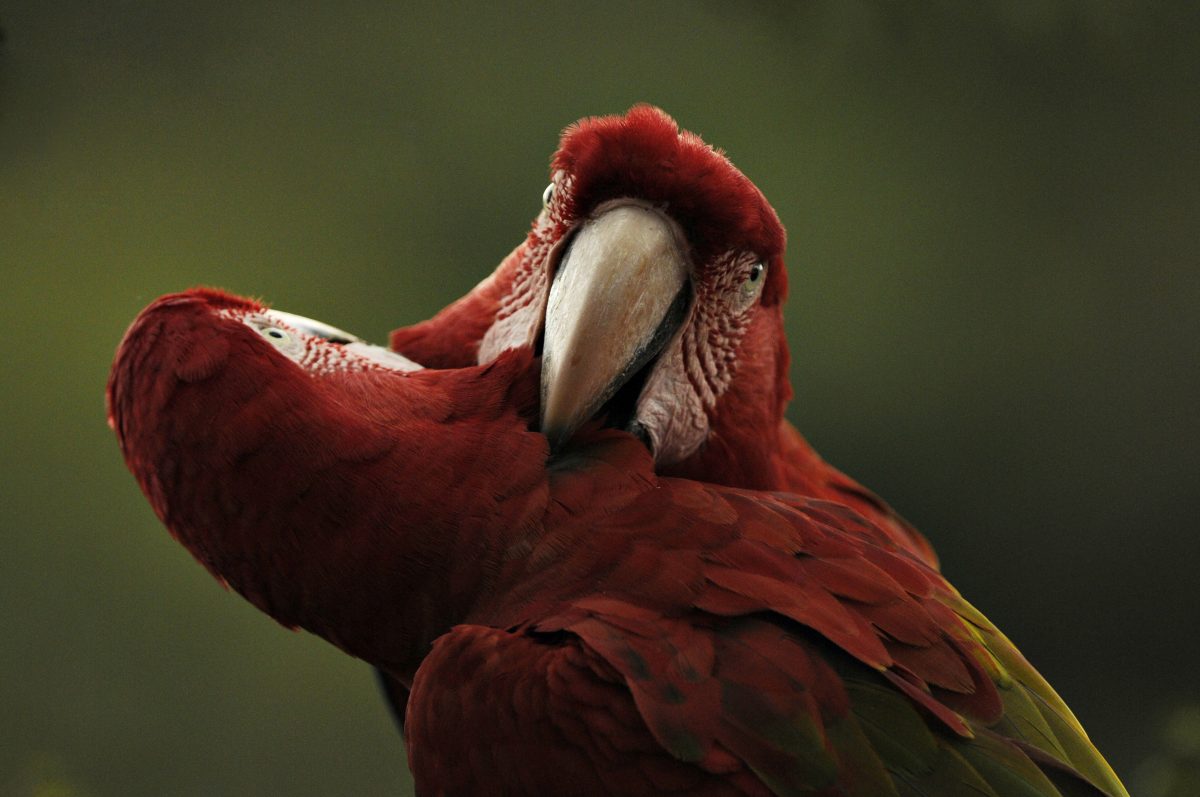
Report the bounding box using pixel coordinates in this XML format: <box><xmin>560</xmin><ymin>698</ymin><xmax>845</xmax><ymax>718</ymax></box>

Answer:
<box><xmin>106</xmin><ymin>288</ymin><xmax>424</xmax><ymax>560</ymax></box>
<box><xmin>106</xmin><ymin>287</ymin><xmax>538</xmax><ymax>668</ymax></box>
<box><xmin>110</xmin><ymin>288</ymin><xmax>419</xmax><ymax>401</ymax></box>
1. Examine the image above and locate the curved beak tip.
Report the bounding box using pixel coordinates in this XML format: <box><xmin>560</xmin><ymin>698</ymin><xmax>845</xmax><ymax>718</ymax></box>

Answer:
<box><xmin>538</xmin><ymin>203</ymin><xmax>690</xmax><ymax>451</ymax></box>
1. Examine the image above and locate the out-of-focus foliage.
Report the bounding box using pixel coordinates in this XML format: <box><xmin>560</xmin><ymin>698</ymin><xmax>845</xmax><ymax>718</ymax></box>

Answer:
<box><xmin>0</xmin><ymin>2</ymin><xmax>1195</xmax><ymax>795</ymax></box>
<box><xmin>4</xmin><ymin>754</ymin><xmax>91</xmax><ymax>797</ymax></box>
<box><xmin>1135</xmin><ymin>706</ymin><xmax>1200</xmax><ymax>797</ymax></box>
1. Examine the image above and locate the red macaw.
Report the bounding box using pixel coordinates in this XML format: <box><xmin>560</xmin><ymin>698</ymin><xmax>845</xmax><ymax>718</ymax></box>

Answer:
<box><xmin>380</xmin><ymin>105</ymin><xmax>941</xmax><ymax>734</ymax></box>
<box><xmin>108</xmin><ymin>289</ymin><xmax>1127</xmax><ymax>796</ymax></box>
<box><xmin>389</xmin><ymin>105</ymin><xmax>934</xmax><ymax>564</ymax></box>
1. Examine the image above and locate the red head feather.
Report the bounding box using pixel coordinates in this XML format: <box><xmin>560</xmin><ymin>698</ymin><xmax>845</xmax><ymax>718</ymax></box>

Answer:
<box><xmin>552</xmin><ymin>105</ymin><xmax>787</xmax><ymax>305</ymax></box>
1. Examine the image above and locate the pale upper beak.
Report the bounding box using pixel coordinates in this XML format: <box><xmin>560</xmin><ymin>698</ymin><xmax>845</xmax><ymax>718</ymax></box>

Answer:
<box><xmin>265</xmin><ymin>309</ymin><xmax>423</xmax><ymax>371</ymax></box>
<box><xmin>265</xmin><ymin>310</ymin><xmax>362</xmax><ymax>344</ymax></box>
<box><xmin>540</xmin><ymin>202</ymin><xmax>690</xmax><ymax>451</ymax></box>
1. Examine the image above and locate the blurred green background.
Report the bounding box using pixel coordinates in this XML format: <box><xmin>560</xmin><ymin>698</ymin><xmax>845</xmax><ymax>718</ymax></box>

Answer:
<box><xmin>2</xmin><ymin>2</ymin><xmax>1197</xmax><ymax>794</ymax></box>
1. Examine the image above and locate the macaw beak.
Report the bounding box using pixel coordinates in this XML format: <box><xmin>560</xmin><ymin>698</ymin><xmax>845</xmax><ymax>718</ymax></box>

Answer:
<box><xmin>265</xmin><ymin>309</ymin><xmax>362</xmax><ymax>343</ymax></box>
<box><xmin>265</xmin><ymin>309</ymin><xmax>423</xmax><ymax>371</ymax></box>
<box><xmin>540</xmin><ymin>202</ymin><xmax>690</xmax><ymax>451</ymax></box>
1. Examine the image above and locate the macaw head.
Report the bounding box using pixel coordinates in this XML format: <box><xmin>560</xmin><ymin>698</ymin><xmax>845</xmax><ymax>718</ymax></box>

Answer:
<box><xmin>107</xmin><ymin>288</ymin><xmax>541</xmax><ymax>669</ymax></box>
<box><xmin>107</xmin><ymin>287</ymin><xmax>423</xmax><ymax>611</ymax></box>
<box><xmin>460</xmin><ymin>106</ymin><xmax>791</xmax><ymax>486</ymax></box>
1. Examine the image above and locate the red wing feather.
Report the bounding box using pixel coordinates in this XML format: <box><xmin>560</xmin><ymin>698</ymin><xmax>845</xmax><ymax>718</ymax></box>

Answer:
<box><xmin>466</xmin><ymin>439</ymin><xmax>1124</xmax><ymax>795</ymax></box>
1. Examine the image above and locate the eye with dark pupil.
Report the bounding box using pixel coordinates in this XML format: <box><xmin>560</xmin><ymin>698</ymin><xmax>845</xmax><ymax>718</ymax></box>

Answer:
<box><xmin>267</xmin><ymin>329</ymin><xmax>285</xmax><ymax>339</ymax></box>
<box><xmin>748</xmin><ymin>264</ymin><xmax>764</xmax><ymax>282</ymax></box>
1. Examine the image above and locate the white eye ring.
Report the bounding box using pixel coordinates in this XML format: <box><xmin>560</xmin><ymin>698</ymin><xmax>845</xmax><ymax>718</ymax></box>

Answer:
<box><xmin>738</xmin><ymin>262</ymin><xmax>766</xmax><ymax>305</ymax></box>
<box><xmin>542</xmin><ymin>182</ymin><xmax>555</xmax><ymax>209</ymax></box>
<box><xmin>258</xmin><ymin>326</ymin><xmax>292</xmax><ymax>345</ymax></box>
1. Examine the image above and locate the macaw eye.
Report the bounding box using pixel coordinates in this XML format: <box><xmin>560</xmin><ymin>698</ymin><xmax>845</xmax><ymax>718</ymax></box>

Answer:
<box><xmin>542</xmin><ymin>182</ymin><xmax>555</xmax><ymax>209</ymax></box>
<box><xmin>738</xmin><ymin>262</ymin><xmax>767</xmax><ymax>306</ymax></box>
<box><xmin>259</xmin><ymin>326</ymin><xmax>292</xmax><ymax>345</ymax></box>
<box><xmin>238</xmin><ymin>315</ymin><xmax>306</xmax><ymax>361</ymax></box>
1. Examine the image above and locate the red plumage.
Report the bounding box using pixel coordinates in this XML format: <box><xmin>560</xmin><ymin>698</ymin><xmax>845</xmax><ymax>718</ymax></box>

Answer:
<box><xmin>108</xmin><ymin>289</ymin><xmax>1126</xmax><ymax>796</ymax></box>
<box><xmin>551</xmin><ymin>106</ymin><xmax>788</xmax><ymax>299</ymax></box>
<box><xmin>388</xmin><ymin>106</ymin><xmax>935</xmax><ymax>565</ymax></box>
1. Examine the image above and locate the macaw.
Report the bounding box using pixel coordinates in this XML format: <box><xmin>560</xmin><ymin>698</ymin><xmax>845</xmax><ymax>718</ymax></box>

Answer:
<box><xmin>379</xmin><ymin>105</ymin><xmax>940</xmax><ymax>732</ymax></box>
<box><xmin>108</xmin><ymin>288</ymin><xmax>1127</xmax><ymax>796</ymax></box>
<box><xmin>388</xmin><ymin>105</ymin><xmax>934</xmax><ymax>564</ymax></box>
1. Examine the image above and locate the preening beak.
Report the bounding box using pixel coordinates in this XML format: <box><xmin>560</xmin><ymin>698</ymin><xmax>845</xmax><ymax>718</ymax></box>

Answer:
<box><xmin>265</xmin><ymin>310</ymin><xmax>361</xmax><ymax>344</ymax></box>
<box><xmin>265</xmin><ymin>309</ymin><xmax>422</xmax><ymax>371</ymax></box>
<box><xmin>540</xmin><ymin>203</ymin><xmax>690</xmax><ymax>450</ymax></box>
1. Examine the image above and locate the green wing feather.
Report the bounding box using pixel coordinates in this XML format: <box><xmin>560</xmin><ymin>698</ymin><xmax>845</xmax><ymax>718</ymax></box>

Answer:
<box><xmin>947</xmin><ymin>593</ymin><xmax>1128</xmax><ymax>796</ymax></box>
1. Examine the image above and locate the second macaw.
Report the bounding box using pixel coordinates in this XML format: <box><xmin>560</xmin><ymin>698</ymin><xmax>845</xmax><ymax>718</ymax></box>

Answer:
<box><xmin>381</xmin><ymin>105</ymin><xmax>939</xmax><ymax>729</ymax></box>
<box><xmin>390</xmin><ymin>105</ymin><xmax>933</xmax><ymax>560</ymax></box>
<box><xmin>108</xmin><ymin>289</ymin><xmax>1127</xmax><ymax>796</ymax></box>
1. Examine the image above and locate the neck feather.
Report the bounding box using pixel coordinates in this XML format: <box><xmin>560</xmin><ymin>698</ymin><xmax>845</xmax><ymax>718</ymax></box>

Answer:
<box><xmin>110</xmin><ymin>307</ymin><xmax>547</xmax><ymax>676</ymax></box>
